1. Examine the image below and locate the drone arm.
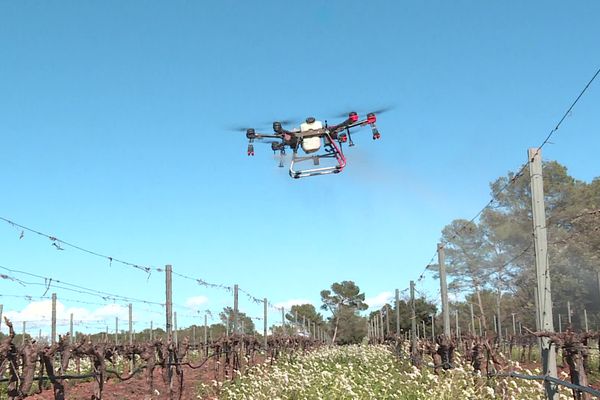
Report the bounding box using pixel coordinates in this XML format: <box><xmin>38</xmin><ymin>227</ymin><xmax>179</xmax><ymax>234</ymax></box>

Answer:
<box><xmin>331</xmin><ymin>117</ymin><xmax>381</xmax><ymax>141</ymax></box>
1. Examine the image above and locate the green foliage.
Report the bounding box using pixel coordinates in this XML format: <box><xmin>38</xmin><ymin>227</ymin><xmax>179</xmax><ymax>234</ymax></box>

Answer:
<box><xmin>220</xmin><ymin>307</ymin><xmax>255</xmax><ymax>335</ymax></box>
<box><xmin>440</xmin><ymin>160</ymin><xmax>600</xmax><ymax>331</ymax></box>
<box><xmin>321</xmin><ymin>281</ymin><xmax>368</xmax><ymax>344</ymax></box>
<box><xmin>285</xmin><ymin>303</ymin><xmax>324</xmax><ymax>325</ymax></box>
<box><xmin>369</xmin><ymin>298</ymin><xmax>437</xmax><ymax>337</ymax></box>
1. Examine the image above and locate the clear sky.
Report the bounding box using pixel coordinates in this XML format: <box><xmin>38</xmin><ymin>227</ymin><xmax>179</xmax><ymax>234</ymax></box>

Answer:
<box><xmin>1</xmin><ymin>0</ymin><xmax>599</xmax><ymax>336</ymax></box>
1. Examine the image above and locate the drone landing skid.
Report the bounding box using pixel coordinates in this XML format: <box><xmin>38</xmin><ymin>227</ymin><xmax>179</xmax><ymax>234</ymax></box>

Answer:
<box><xmin>289</xmin><ymin>134</ymin><xmax>346</xmax><ymax>179</ymax></box>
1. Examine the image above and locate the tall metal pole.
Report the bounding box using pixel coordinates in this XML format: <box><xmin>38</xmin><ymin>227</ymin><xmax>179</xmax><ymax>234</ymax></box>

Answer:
<box><xmin>410</xmin><ymin>280</ymin><xmax>417</xmax><ymax>356</ymax></box>
<box><xmin>51</xmin><ymin>293</ymin><xmax>57</xmax><ymax>345</ymax></box>
<box><xmin>584</xmin><ymin>309</ymin><xmax>589</xmax><ymax>332</ymax></box>
<box><xmin>165</xmin><ymin>265</ymin><xmax>173</xmax><ymax>338</ymax></box>
<box><xmin>150</xmin><ymin>321</ymin><xmax>153</xmax><ymax>340</ymax></box>
<box><xmin>529</xmin><ymin>148</ymin><xmax>558</xmax><ymax>400</ymax></box>
<box><xmin>395</xmin><ymin>289</ymin><xmax>400</xmax><ymax>335</ymax></box>
<box><xmin>263</xmin><ymin>298</ymin><xmax>268</xmax><ymax>349</ymax></box>
<box><xmin>22</xmin><ymin>321</ymin><xmax>26</xmax><ymax>345</ymax></box>
<box><xmin>438</xmin><ymin>244</ymin><xmax>451</xmax><ymax>337</ymax></box>
<box><xmin>567</xmin><ymin>301</ymin><xmax>572</xmax><ymax>326</ymax></box>
<box><xmin>115</xmin><ymin>317</ymin><xmax>119</xmax><ymax>345</ymax></box>
<box><xmin>233</xmin><ymin>284</ymin><xmax>239</xmax><ymax>334</ymax></box>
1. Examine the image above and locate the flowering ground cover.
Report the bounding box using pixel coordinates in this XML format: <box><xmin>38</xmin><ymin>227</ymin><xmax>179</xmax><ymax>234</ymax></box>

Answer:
<box><xmin>205</xmin><ymin>344</ymin><xmax>574</xmax><ymax>399</ymax></box>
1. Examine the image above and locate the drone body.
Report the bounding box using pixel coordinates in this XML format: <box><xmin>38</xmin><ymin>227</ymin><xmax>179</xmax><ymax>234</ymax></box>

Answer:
<box><xmin>242</xmin><ymin>111</ymin><xmax>383</xmax><ymax>179</ymax></box>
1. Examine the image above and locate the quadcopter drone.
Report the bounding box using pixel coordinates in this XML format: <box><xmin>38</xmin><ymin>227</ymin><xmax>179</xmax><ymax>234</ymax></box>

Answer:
<box><xmin>238</xmin><ymin>111</ymin><xmax>383</xmax><ymax>179</ymax></box>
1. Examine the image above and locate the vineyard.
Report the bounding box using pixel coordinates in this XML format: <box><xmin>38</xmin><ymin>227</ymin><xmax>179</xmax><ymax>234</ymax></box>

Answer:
<box><xmin>0</xmin><ymin>318</ymin><xmax>322</xmax><ymax>399</ymax></box>
<box><xmin>2</xmin><ymin>3</ymin><xmax>600</xmax><ymax>400</ymax></box>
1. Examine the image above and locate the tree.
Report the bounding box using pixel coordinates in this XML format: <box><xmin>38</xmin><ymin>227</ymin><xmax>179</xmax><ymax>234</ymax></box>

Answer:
<box><xmin>369</xmin><ymin>297</ymin><xmax>437</xmax><ymax>337</ymax></box>
<box><xmin>285</xmin><ymin>304</ymin><xmax>324</xmax><ymax>335</ymax></box>
<box><xmin>219</xmin><ymin>307</ymin><xmax>255</xmax><ymax>335</ymax></box>
<box><xmin>335</xmin><ymin>307</ymin><xmax>367</xmax><ymax>345</ymax></box>
<box><xmin>441</xmin><ymin>219</ymin><xmax>493</xmax><ymax>330</ymax></box>
<box><xmin>321</xmin><ymin>281</ymin><xmax>368</xmax><ymax>344</ymax></box>
<box><xmin>438</xmin><ymin>161</ymin><xmax>600</xmax><ymax>332</ymax></box>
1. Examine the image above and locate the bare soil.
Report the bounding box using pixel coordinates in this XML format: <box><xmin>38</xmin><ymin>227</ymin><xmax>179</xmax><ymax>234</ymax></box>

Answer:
<box><xmin>26</xmin><ymin>359</ymin><xmax>221</xmax><ymax>400</ymax></box>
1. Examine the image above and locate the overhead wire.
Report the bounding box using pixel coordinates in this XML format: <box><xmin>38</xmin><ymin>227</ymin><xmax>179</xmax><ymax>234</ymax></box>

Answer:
<box><xmin>409</xmin><ymin>65</ymin><xmax>600</xmax><ymax>287</ymax></box>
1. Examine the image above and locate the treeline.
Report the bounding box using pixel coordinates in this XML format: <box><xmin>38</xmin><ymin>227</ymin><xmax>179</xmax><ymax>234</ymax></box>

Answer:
<box><xmin>439</xmin><ymin>160</ymin><xmax>599</xmax><ymax>333</ymax></box>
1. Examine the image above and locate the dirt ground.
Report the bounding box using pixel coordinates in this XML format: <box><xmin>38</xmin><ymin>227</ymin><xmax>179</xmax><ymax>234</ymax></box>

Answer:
<box><xmin>25</xmin><ymin>358</ymin><xmax>225</xmax><ymax>400</ymax></box>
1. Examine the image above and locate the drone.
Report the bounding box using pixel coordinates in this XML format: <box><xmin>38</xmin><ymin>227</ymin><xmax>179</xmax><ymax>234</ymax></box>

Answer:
<box><xmin>237</xmin><ymin>110</ymin><xmax>384</xmax><ymax>179</ymax></box>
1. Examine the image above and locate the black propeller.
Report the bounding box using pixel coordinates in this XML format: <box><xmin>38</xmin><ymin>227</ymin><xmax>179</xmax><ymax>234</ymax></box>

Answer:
<box><xmin>331</xmin><ymin>106</ymin><xmax>394</xmax><ymax>119</ymax></box>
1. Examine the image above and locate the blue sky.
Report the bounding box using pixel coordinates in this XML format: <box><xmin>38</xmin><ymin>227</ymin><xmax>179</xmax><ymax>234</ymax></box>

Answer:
<box><xmin>1</xmin><ymin>0</ymin><xmax>599</xmax><ymax>336</ymax></box>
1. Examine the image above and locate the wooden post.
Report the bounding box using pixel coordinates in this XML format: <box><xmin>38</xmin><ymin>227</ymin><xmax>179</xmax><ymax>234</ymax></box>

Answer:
<box><xmin>395</xmin><ymin>288</ymin><xmax>400</xmax><ymax>335</ymax></box>
<box><xmin>470</xmin><ymin>303</ymin><xmax>475</xmax><ymax>334</ymax></box>
<box><xmin>233</xmin><ymin>284</ymin><xmax>239</xmax><ymax>334</ymax></box>
<box><xmin>69</xmin><ymin>313</ymin><xmax>74</xmax><ymax>344</ymax></box>
<box><xmin>558</xmin><ymin>314</ymin><xmax>562</xmax><ymax>333</ymax></box>
<box><xmin>584</xmin><ymin>309</ymin><xmax>589</xmax><ymax>332</ymax></box>
<box><xmin>165</xmin><ymin>265</ymin><xmax>173</xmax><ymax>338</ymax></box>
<box><xmin>51</xmin><ymin>293</ymin><xmax>57</xmax><ymax>345</ymax></box>
<box><xmin>496</xmin><ymin>289</ymin><xmax>502</xmax><ymax>341</ymax></box>
<box><xmin>455</xmin><ymin>310</ymin><xmax>460</xmax><ymax>339</ymax></box>
<box><xmin>263</xmin><ymin>298</ymin><xmax>268</xmax><ymax>349</ymax></box>
<box><xmin>174</xmin><ymin>311</ymin><xmax>178</xmax><ymax>345</ymax></box>
<box><xmin>379</xmin><ymin>309</ymin><xmax>384</xmax><ymax>338</ymax></box>
<box><xmin>529</xmin><ymin>148</ymin><xmax>559</xmax><ymax>400</ymax></box>
<box><xmin>410</xmin><ymin>280</ymin><xmax>417</xmax><ymax>357</ymax></box>
<box><xmin>519</xmin><ymin>321</ymin><xmax>522</xmax><ymax>335</ymax></box>
<box><xmin>385</xmin><ymin>304</ymin><xmax>390</xmax><ymax>336</ymax></box>
<box><xmin>438</xmin><ymin>244</ymin><xmax>451</xmax><ymax>337</ymax></box>
<box><xmin>204</xmin><ymin>314</ymin><xmax>208</xmax><ymax>356</ymax></box>
<box><xmin>567</xmin><ymin>301</ymin><xmax>572</xmax><ymax>326</ymax></box>
<box><xmin>128</xmin><ymin>304</ymin><xmax>133</xmax><ymax>345</ymax></box>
